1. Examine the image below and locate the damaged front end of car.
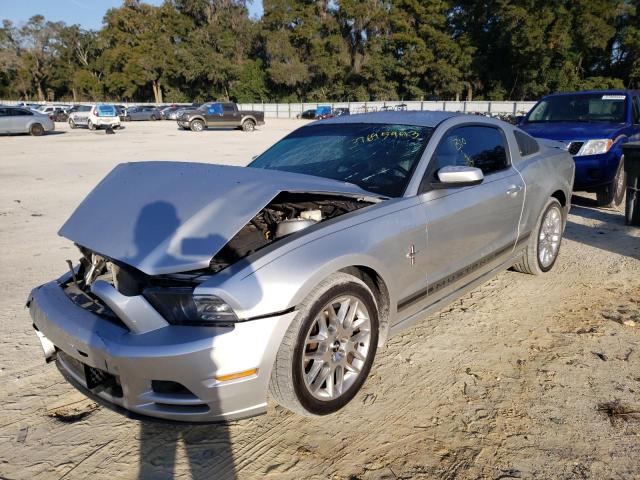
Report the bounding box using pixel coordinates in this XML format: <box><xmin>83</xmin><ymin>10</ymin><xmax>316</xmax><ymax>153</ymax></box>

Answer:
<box><xmin>26</xmin><ymin>161</ymin><xmax>379</xmax><ymax>421</ymax></box>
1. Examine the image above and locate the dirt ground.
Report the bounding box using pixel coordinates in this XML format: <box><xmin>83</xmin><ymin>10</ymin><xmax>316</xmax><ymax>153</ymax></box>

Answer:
<box><xmin>1</xmin><ymin>119</ymin><xmax>639</xmax><ymax>480</ymax></box>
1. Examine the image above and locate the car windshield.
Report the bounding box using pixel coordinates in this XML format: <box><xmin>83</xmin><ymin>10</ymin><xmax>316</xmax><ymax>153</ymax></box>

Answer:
<box><xmin>96</xmin><ymin>105</ymin><xmax>116</xmax><ymax>117</ymax></box>
<box><xmin>249</xmin><ymin>123</ymin><xmax>433</xmax><ymax>197</ymax></box>
<box><xmin>526</xmin><ymin>93</ymin><xmax>627</xmax><ymax>123</ymax></box>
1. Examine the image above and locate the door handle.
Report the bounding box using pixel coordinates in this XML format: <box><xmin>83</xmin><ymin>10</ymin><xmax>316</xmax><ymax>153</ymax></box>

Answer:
<box><xmin>506</xmin><ymin>185</ymin><xmax>523</xmax><ymax>196</ymax></box>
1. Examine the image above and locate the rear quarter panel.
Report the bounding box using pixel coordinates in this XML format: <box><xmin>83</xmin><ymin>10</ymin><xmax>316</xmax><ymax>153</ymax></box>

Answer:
<box><xmin>512</xmin><ymin>138</ymin><xmax>575</xmax><ymax>235</ymax></box>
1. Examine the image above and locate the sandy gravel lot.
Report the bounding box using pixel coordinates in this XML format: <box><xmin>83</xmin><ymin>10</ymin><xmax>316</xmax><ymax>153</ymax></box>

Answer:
<box><xmin>1</xmin><ymin>119</ymin><xmax>639</xmax><ymax>480</ymax></box>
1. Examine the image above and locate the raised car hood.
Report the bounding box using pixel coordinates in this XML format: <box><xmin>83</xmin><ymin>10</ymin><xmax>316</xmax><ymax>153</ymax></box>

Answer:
<box><xmin>59</xmin><ymin>162</ymin><xmax>373</xmax><ymax>275</ymax></box>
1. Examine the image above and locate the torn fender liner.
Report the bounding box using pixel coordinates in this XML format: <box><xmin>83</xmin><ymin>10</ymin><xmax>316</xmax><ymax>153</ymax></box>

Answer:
<box><xmin>59</xmin><ymin>162</ymin><xmax>372</xmax><ymax>275</ymax></box>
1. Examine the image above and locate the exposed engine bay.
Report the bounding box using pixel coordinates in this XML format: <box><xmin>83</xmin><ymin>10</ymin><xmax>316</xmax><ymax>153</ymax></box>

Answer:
<box><xmin>62</xmin><ymin>192</ymin><xmax>373</xmax><ymax>311</ymax></box>
<box><xmin>209</xmin><ymin>192</ymin><xmax>373</xmax><ymax>272</ymax></box>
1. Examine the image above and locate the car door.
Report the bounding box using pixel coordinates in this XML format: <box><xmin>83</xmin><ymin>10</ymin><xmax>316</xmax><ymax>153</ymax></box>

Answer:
<box><xmin>417</xmin><ymin>124</ymin><xmax>524</xmax><ymax>305</ymax></box>
<box><xmin>9</xmin><ymin>108</ymin><xmax>33</xmax><ymax>133</ymax></box>
<box><xmin>75</xmin><ymin>106</ymin><xmax>90</xmax><ymax>125</ymax></box>
<box><xmin>205</xmin><ymin>103</ymin><xmax>225</xmax><ymax>127</ymax></box>
<box><xmin>222</xmin><ymin>103</ymin><xmax>239</xmax><ymax>126</ymax></box>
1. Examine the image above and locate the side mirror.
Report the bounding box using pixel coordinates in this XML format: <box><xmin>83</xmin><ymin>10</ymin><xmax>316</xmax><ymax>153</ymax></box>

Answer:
<box><xmin>435</xmin><ymin>165</ymin><xmax>484</xmax><ymax>187</ymax></box>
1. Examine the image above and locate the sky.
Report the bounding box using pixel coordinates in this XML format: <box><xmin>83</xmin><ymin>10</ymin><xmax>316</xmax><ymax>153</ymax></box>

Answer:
<box><xmin>0</xmin><ymin>0</ymin><xmax>263</xmax><ymax>29</ymax></box>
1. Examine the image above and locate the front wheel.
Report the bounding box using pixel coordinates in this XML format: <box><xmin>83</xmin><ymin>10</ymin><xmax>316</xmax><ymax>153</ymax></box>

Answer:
<box><xmin>68</xmin><ymin>119</ymin><xmax>76</xmax><ymax>129</ymax></box>
<box><xmin>269</xmin><ymin>272</ymin><xmax>378</xmax><ymax>416</ymax></box>
<box><xmin>88</xmin><ymin>120</ymin><xmax>95</xmax><ymax>131</ymax></box>
<box><xmin>513</xmin><ymin>197</ymin><xmax>564</xmax><ymax>275</ymax></box>
<box><xmin>190</xmin><ymin>119</ymin><xmax>205</xmax><ymax>132</ymax></box>
<box><xmin>596</xmin><ymin>158</ymin><xmax>626</xmax><ymax>208</ymax></box>
<box><xmin>242</xmin><ymin>119</ymin><xmax>256</xmax><ymax>132</ymax></box>
<box><xmin>150</xmin><ymin>114</ymin><xmax>157</xmax><ymax>121</ymax></box>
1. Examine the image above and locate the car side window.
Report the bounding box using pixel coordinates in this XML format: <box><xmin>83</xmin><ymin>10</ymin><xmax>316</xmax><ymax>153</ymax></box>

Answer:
<box><xmin>222</xmin><ymin>104</ymin><xmax>234</xmax><ymax>113</ymax></box>
<box><xmin>0</xmin><ymin>107</ymin><xmax>10</xmax><ymax>116</ymax></box>
<box><xmin>10</xmin><ymin>108</ymin><xmax>32</xmax><ymax>116</ymax></box>
<box><xmin>431</xmin><ymin>125</ymin><xmax>509</xmax><ymax>176</ymax></box>
<box><xmin>513</xmin><ymin>130</ymin><xmax>540</xmax><ymax>156</ymax></box>
<box><xmin>208</xmin><ymin>103</ymin><xmax>223</xmax><ymax>115</ymax></box>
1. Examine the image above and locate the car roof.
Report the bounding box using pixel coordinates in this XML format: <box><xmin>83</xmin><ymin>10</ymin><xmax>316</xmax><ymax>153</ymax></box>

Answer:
<box><xmin>542</xmin><ymin>89</ymin><xmax>640</xmax><ymax>98</ymax></box>
<box><xmin>317</xmin><ymin>110</ymin><xmax>460</xmax><ymax>127</ymax></box>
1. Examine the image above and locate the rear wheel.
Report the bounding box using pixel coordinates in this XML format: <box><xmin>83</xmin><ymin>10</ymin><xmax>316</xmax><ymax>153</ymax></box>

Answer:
<box><xmin>513</xmin><ymin>197</ymin><xmax>564</xmax><ymax>275</ymax></box>
<box><xmin>242</xmin><ymin>119</ymin><xmax>256</xmax><ymax>132</ymax></box>
<box><xmin>190</xmin><ymin>119</ymin><xmax>205</xmax><ymax>132</ymax></box>
<box><xmin>269</xmin><ymin>272</ymin><xmax>378</xmax><ymax>416</ymax></box>
<box><xmin>596</xmin><ymin>158</ymin><xmax>626</xmax><ymax>208</ymax></box>
<box><xmin>29</xmin><ymin>123</ymin><xmax>45</xmax><ymax>136</ymax></box>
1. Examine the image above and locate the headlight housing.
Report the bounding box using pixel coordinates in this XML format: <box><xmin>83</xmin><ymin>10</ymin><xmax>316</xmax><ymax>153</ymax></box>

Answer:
<box><xmin>143</xmin><ymin>287</ymin><xmax>238</xmax><ymax>326</ymax></box>
<box><xmin>576</xmin><ymin>139</ymin><xmax>613</xmax><ymax>156</ymax></box>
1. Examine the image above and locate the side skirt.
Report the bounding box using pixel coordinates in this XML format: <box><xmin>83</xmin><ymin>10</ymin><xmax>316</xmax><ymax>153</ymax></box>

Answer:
<box><xmin>389</xmin><ymin>253</ymin><xmax>523</xmax><ymax>338</ymax></box>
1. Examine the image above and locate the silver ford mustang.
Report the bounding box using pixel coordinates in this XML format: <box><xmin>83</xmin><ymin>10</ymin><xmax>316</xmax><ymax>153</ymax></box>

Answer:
<box><xmin>27</xmin><ymin>111</ymin><xmax>574</xmax><ymax>422</ymax></box>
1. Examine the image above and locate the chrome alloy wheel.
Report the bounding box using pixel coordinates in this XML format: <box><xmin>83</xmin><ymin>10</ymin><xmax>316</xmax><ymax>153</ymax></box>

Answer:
<box><xmin>538</xmin><ymin>205</ymin><xmax>562</xmax><ymax>268</ymax></box>
<box><xmin>301</xmin><ymin>295</ymin><xmax>372</xmax><ymax>400</ymax></box>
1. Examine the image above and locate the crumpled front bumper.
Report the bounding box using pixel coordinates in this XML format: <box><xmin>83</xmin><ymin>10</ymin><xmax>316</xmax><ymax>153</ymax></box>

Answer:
<box><xmin>27</xmin><ymin>280</ymin><xmax>295</xmax><ymax>422</ymax></box>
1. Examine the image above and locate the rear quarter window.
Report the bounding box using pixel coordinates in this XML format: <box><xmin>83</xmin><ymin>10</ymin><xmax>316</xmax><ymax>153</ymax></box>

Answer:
<box><xmin>514</xmin><ymin>130</ymin><xmax>540</xmax><ymax>157</ymax></box>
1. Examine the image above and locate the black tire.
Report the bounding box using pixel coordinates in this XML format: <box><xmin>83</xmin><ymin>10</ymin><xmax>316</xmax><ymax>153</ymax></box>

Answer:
<box><xmin>513</xmin><ymin>197</ymin><xmax>564</xmax><ymax>275</ymax></box>
<box><xmin>29</xmin><ymin>123</ymin><xmax>45</xmax><ymax>136</ymax></box>
<box><xmin>68</xmin><ymin>119</ymin><xmax>76</xmax><ymax>129</ymax></box>
<box><xmin>124</xmin><ymin>116</ymin><xmax>131</xmax><ymax>122</ymax></box>
<box><xmin>88</xmin><ymin>120</ymin><xmax>95</xmax><ymax>131</ymax></box>
<box><xmin>596</xmin><ymin>158</ymin><xmax>626</xmax><ymax>208</ymax></box>
<box><xmin>150</xmin><ymin>114</ymin><xmax>157</xmax><ymax>121</ymax></box>
<box><xmin>242</xmin><ymin>119</ymin><xmax>256</xmax><ymax>132</ymax></box>
<box><xmin>269</xmin><ymin>272</ymin><xmax>379</xmax><ymax>416</ymax></box>
<box><xmin>190</xmin><ymin>119</ymin><xmax>205</xmax><ymax>132</ymax></box>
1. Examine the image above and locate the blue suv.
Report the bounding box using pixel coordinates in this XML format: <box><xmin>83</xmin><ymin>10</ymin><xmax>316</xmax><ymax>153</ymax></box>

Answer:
<box><xmin>519</xmin><ymin>90</ymin><xmax>640</xmax><ymax>207</ymax></box>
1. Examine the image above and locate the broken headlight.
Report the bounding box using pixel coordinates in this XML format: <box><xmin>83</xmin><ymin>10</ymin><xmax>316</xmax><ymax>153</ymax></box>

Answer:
<box><xmin>143</xmin><ymin>287</ymin><xmax>238</xmax><ymax>326</ymax></box>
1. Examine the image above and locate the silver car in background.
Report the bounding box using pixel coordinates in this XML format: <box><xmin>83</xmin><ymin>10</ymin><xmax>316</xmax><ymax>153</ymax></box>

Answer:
<box><xmin>0</xmin><ymin>106</ymin><xmax>55</xmax><ymax>135</ymax></box>
<box><xmin>123</xmin><ymin>105</ymin><xmax>162</xmax><ymax>121</ymax></box>
<box><xmin>28</xmin><ymin>111</ymin><xmax>574</xmax><ymax>422</ymax></box>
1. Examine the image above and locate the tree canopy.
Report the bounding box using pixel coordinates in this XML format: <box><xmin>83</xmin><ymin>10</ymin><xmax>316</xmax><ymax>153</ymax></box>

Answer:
<box><xmin>1</xmin><ymin>0</ymin><xmax>638</xmax><ymax>102</ymax></box>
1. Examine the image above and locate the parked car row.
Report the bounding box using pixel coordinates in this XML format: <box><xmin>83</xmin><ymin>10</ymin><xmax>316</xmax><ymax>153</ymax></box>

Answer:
<box><xmin>297</xmin><ymin>106</ymin><xmax>351</xmax><ymax>120</ymax></box>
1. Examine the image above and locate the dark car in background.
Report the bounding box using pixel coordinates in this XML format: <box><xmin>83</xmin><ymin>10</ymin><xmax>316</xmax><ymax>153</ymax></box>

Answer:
<box><xmin>177</xmin><ymin>102</ymin><xmax>265</xmax><ymax>132</ymax></box>
<box><xmin>297</xmin><ymin>109</ymin><xmax>316</xmax><ymax>119</ymax></box>
<box><xmin>123</xmin><ymin>105</ymin><xmax>162</xmax><ymax>121</ymax></box>
<box><xmin>161</xmin><ymin>105</ymin><xmax>183</xmax><ymax>120</ymax></box>
<box><xmin>520</xmin><ymin>90</ymin><xmax>640</xmax><ymax>207</ymax></box>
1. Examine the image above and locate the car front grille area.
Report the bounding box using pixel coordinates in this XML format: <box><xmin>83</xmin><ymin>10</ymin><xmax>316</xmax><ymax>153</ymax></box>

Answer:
<box><xmin>58</xmin><ymin>351</ymin><xmax>123</xmax><ymax>398</ymax></box>
<box><xmin>62</xmin><ymin>280</ymin><xmax>128</xmax><ymax>330</ymax></box>
<box><xmin>568</xmin><ymin>141</ymin><xmax>584</xmax><ymax>155</ymax></box>
<box><xmin>58</xmin><ymin>351</ymin><xmax>210</xmax><ymax>415</ymax></box>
